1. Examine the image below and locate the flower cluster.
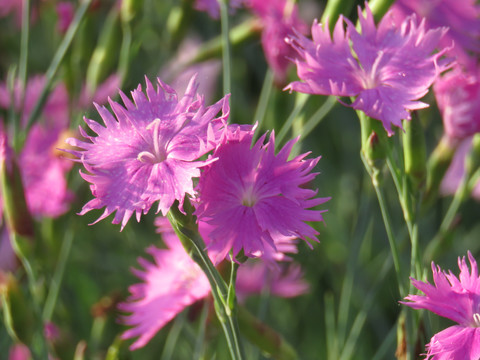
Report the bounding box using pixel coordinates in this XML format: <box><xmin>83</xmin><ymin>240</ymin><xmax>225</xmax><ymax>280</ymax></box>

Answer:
<box><xmin>402</xmin><ymin>252</ymin><xmax>480</xmax><ymax>359</ymax></box>
<box><xmin>119</xmin><ymin>218</ymin><xmax>310</xmax><ymax>349</ymax></box>
<box><xmin>285</xmin><ymin>3</ymin><xmax>452</xmax><ymax>135</ymax></box>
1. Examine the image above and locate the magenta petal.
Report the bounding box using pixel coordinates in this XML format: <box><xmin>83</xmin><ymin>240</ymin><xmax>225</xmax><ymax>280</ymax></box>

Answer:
<box><xmin>70</xmin><ymin>76</ymin><xmax>229</xmax><ymax>229</ymax></box>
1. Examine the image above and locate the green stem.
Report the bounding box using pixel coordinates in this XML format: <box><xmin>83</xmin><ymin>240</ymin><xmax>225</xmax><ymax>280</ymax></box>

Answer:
<box><xmin>297</xmin><ymin>96</ymin><xmax>336</xmax><ymax>140</ymax></box>
<box><xmin>167</xmin><ymin>208</ymin><xmax>244</xmax><ymax>360</ymax></box>
<box><xmin>15</xmin><ymin>0</ymin><xmax>30</xmax><ymax>151</ymax></box>
<box><xmin>276</xmin><ymin>92</ymin><xmax>309</xmax><ymax>147</ymax></box>
<box><xmin>10</xmin><ymin>234</ymin><xmax>50</xmax><ymax>359</ymax></box>
<box><xmin>118</xmin><ymin>20</ymin><xmax>132</xmax><ymax>87</ymax></box>
<box><xmin>252</xmin><ymin>68</ymin><xmax>274</xmax><ymax>142</ymax></box>
<box><xmin>24</xmin><ymin>0</ymin><xmax>92</xmax><ymax>136</ymax></box>
<box><xmin>42</xmin><ymin>226</ymin><xmax>75</xmax><ymax>322</ymax></box>
<box><xmin>219</xmin><ymin>0</ymin><xmax>231</xmax><ymax>97</ymax></box>
<box><xmin>361</xmin><ymin>154</ymin><xmax>405</xmax><ymax>296</ymax></box>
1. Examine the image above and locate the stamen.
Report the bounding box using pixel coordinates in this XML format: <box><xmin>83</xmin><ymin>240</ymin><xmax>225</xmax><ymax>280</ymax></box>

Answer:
<box><xmin>473</xmin><ymin>313</ymin><xmax>480</xmax><ymax>327</ymax></box>
<box><xmin>138</xmin><ymin>118</ymin><xmax>167</xmax><ymax>163</ymax></box>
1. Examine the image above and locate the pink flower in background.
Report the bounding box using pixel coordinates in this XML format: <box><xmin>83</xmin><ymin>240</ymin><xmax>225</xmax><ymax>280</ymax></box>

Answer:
<box><xmin>246</xmin><ymin>0</ymin><xmax>307</xmax><ymax>83</ymax></box>
<box><xmin>440</xmin><ymin>138</ymin><xmax>480</xmax><ymax>200</ymax></box>
<box><xmin>119</xmin><ymin>218</ymin><xmax>211</xmax><ymax>350</ymax></box>
<box><xmin>0</xmin><ymin>77</ymin><xmax>73</xmax><ymax>218</ymax></box>
<box><xmin>236</xmin><ymin>261</ymin><xmax>309</xmax><ymax>302</ymax></box>
<box><xmin>434</xmin><ymin>65</ymin><xmax>480</xmax><ymax>140</ymax></box>
<box><xmin>0</xmin><ymin>228</ymin><xmax>16</xmax><ymax>272</ymax></box>
<box><xmin>194</xmin><ymin>0</ymin><xmax>244</xmax><ymax>19</ymax></box>
<box><xmin>159</xmin><ymin>37</ymin><xmax>222</xmax><ymax>104</ymax></box>
<box><xmin>56</xmin><ymin>2</ymin><xmax>74</xmax><ymax>33</ymax></box>
<box><xmin>78</xmin><ymin>73</ymin><xmax>121</xmax><ymax>108</ymax></box>
<box><xmin>8</xmin><ymin>343</ymin><xmax>31</xmax><ymax>360</ymax></box>
<box><xmin>390</xmin><ymin>0</ymin><xmax>480</xmax><ymax>68</ymax></box>
<box><xmin>67</xmin><ymin>75</ymin><xmax>229</xmax><ymax>229</ymax></box>
<box><xmin>0</xmin><ymin>76</ymin><xmax>69</xmax><ymax>128</ymax></box>
<box><xmin>195</xmin><ymin>124</ymin><xmax>329</xmax><ymax>263</ymax></box>
<box><xmin>285</xmin><ymin>4</ymin><xmax>452</xmax><ymax>135</ymax></box>
<box><xmin>402</xmin><ymin>251</ymin><xmax>480</xmax><ymax>359</ymax></box>
<box><xmin>120</xmin><ymin>217</ymin><xmax>310</xmax><ymax>349</ymax></box>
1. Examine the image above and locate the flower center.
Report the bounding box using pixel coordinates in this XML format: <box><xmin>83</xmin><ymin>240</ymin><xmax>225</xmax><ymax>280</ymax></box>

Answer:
<box><xmin>473</xmin><ymin>313</ymin><xmax>480</xmax><ymax>327</ymax></box>
<box><xmin>241</xmin><ymin>185</ymin><xmax>257</xmax><ymax>207</ymax></box>
<box><xmin>360</xmin><ymin>50</ymin><xmax>385</xmax><ymax>90</ymax></box>
<box><xmin>137</xmin><ymin>118</ymin><xmax>167</xmax><ymax>164</ymax></box>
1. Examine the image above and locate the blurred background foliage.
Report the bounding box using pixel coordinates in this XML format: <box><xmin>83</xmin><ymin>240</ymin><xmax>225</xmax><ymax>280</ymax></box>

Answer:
<box><xmin>1</xmin><ymin>0</ymin><xmax>479</xmax><ymax>359</ymax></box>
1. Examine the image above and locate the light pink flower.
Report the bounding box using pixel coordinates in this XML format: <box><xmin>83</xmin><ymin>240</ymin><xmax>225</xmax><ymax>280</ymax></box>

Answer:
<box><xmin>0</xmin><ymin>75</ymin><xmax>69</xmax><ymax>129</ymax></box>
<box><xmin>120</xmin><ymin>217</ymin><xmax>310</xmax><ymax>349</ymax></box>
<box><xmin>194</xmin><ymin>0</ymin><xmax>244</xmax><ymax>19</ymax></box>
<box><xmin>8</xmin><ymin>343</ymin><xmax>31</xmax><ymax>360</ymax></box>
<box><xmin>440</xmin><ymin>138</ymin><xmax>480</xmax><ymax>200</ymax></box>
<box><xmin>78</xmin><ymin>73</ymin><xmax>121</xmax><ymax>108</ymax></box>
<box><xmin>56</xmin><ymin>2</ymin><xmax>74</xmax><ymax>34</ymax></box>
<box><xmin>67</xmin><ymin>75</ymin><xmax>229</xmax><ymax>229</ymax></box>
<box><xmin>434</xmin><ymin>65</ymin><xmax>480</xmax><ymax>140</ymax></box>
<box><xmin>246</xmin><ymin>0</ymin><xmax>307</xmax><ymax>83</ymax></box>
<box><xmin>0</xmin><ymin>228</ymin><xmax>16</xmax><ymax>272</ymax></box>
<box><xmin>194</xmin><ymin>124</ymin><xmax>329</xmax><ymax>263</ymax></box>
<box><xmin>0</xmin><ymin>77</ymin><xmax>73</xmax><ymax>218</ymax></box>
<box><xmin>389</xmin><ymin>0</ymin><xmax>480</xmax><ymax>68</ymax></box>
<box><xmin>118</xmin><ymin>218</ymin><xmax>211</xmax><ymax>350</ymax></box>
<box><xmin>236</xmin><ymin>261</ymin><xmax>309</xmax><ymax>302</ymax></box>
<box><xmin>285</xmin><ymin>4</ymin><xmax>452</xmax><ymax>135</ymax></box>
<box><xmin>402</xmin><ymin>251</ymin><xmax>480</xmax><ymax>359</ymax></box>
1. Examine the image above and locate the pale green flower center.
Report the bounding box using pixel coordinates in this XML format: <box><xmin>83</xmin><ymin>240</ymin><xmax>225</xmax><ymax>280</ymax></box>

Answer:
<box><xmin>241</xmin><ymin>185</ymin><xmax>257</xmax><ymax>207</ymax></box>
<box><xmin>137</xmin><ymin>118</ymin><xmax>167</xmax><ymax>163</ymax></box>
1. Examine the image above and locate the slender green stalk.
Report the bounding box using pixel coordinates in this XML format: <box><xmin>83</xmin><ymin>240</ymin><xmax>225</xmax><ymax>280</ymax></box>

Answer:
<box><xmin>361</xmin><ymin>154</ymin><xmax>405</xmax><ymax>296</ymax></box>
<box><xmin>161</xmin><ymin>312</ymin><xmax>186</xmax><ymax>360</ymax></box>
<box><xmin>15</xmin><ymin>0</ymin><xmax>30</xmax><ymax>151</ymax></box>
<box><xmin>219</xmin><ymin>0</ymin><xmax>231</xmax><ymax>97</ymax></box>
<box><xmin>24</xmin><ymin>0</ymin><xmax>93</xmax><ymax>135</ymax></box>
<box><xmin>167</xmin><ymin>208</ymin><xmax>245</xmax><ymax>360</ymax></box>
<box><xmin>297</xmin><ymin>96</ymin><xmax>336</xmax><ymax>140</ymax></box>
<box><xmin>252</xmin><ymin>68</ymin><xmax>274</xmax><ymax>142</ymax></box>
<box><xmin>118</xmin><ymin>21</ymin><xmax>132</xmax><ymax>86</ymax></box>
<box><xmin>276</xmin><ymin>92</ymin><xmax>309</xmax><ymax>146</ymax></box>
<box><xmin>42</xmin><ymin>226</ymin><xmax>75</xmax><ymax>322</ymax></box>
<box><xmin>10</xmin><ymin>234</ymin><xmax>50</xmax><ymax>359</ymax></box>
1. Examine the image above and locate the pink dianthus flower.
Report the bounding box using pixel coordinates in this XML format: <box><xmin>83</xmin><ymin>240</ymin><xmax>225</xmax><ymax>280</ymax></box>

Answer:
<box><xmin>195</xmin><ymin>124</ymin><xmax>329</xmax><ymax>263</ymax></box>
<box><xmin>389</xmin><ymin>0</ymin><xmax>480</xmax><ymax>68</ymax></box>
<box><xmin>119</xmin><ymin>217</ymin><xmax>310</xmax><ymax>349</ymax></box>
<box><xmin>285</xmin><ymin>3</ymin><xmax>452</xmax><ymax>135</ymax></box>
<box><xmin>118</xmin><ymin>218</ymin><xmax>211</xmax><ymax>350</ymax></box>
<box><xmin>402</xmin><ymin>251</ymin><xmax>480</xmax><ymax>359</ymax></box>
<box><xmin>246</xmin><ymin>0</ymin><xmax>307</xmax><ymax>83</ymax></box>
<box><xmin>67</xmin><ymin>75</ymin><xmax>229</xmax><ymax>229</ymax></box>
<box><xmin>434</xmin><ymin>65</ymin><xmax>480</xmax><ymax>140</ymax></box>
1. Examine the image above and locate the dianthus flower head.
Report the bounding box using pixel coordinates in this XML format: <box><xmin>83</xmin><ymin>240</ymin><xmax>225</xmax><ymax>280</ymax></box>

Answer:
<box><xmin>389</xmin><ymin>0</ymin><xmax>480</xmax><ymax>68</ymax></box>
<box><xmin>194</xmin><ymin>124</ymin><xmax>329</xmax><ymax>263</ymax></box>
<box><xmin>118</xmin><ymin>218</ymin><xmax>211</xmax><ymax>350</ymax></box>
<box><xmin>245</xmin><ymin>0</ymin><xmax>307</xmax><ymax>83</ymax></box>
<box><xmin>67</xmin><ymin>75</ymin><xmax>229</xmax><ymax>229</ymax></box>
<box><xmin>285</xmin><ymin>3</ymin><xmax>452</xmax><ymax>135</ymax></box>
<box><xmin>434</xmin><ymin>65</ymin><xmax>480</xmax><ymax>140</ymax></box>
<box><xmin>401</xmin><ymin>251</ymin><xmax>480</xmax><ymax>359</ymax></box>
